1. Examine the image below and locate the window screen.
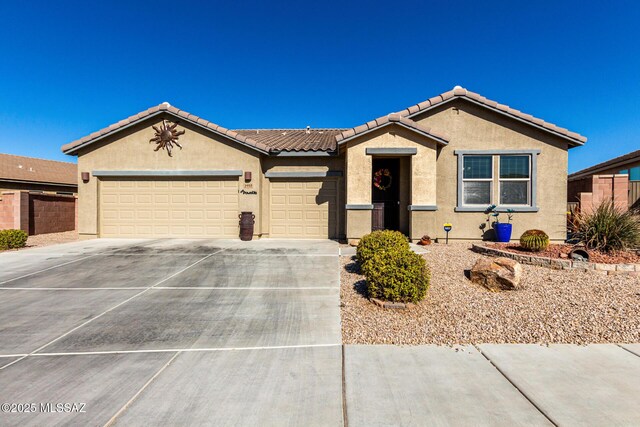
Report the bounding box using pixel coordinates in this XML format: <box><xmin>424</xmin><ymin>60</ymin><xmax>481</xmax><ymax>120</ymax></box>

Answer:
<box><xmin>500</xmin><ymin>156</ymin><xmax>530</xmax><ymax>178</ymax></box>
<box><xmin>463</xmin><ymin>156</ymin><xmax>492</xmax><ymax>179</ymax></box>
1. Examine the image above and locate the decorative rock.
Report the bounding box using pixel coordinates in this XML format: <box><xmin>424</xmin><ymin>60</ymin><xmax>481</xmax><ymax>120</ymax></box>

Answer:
<box><xmin>470</xmin><ymin>257</ymin><xmax>522</xmax><ymax>292</ymax></box>
<box><xmin>370</xmin><ymin>297</ymin><xmax>412</xmax><ymax>309</ymax></box>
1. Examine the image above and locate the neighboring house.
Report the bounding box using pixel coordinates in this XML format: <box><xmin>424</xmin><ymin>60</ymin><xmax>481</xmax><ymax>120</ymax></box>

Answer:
<box><xmin>568</xmin><ymin>149</ymin><xmax>640</xmax><ymax>212</ymax></box>
<box><xmin>62</xmin><ymin>86</ymin><xmax>586</xmax><ymax>242</ymax></box>
<box><xmin>0</xmin><ymin>153</ymin><xmax>78</xmax><ymax>234</ymax></box>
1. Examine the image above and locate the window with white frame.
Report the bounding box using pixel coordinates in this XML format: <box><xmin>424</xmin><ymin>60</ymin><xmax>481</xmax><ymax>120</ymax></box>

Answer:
<box><xmin>458</xmin><ymin>152</ymin><xmax>535</xmax><ymax>209</ymax></box>
<box><xmin>462</xmin><ymin>155</ymin><xmax>493</xmax><ymax>205</ymax></box>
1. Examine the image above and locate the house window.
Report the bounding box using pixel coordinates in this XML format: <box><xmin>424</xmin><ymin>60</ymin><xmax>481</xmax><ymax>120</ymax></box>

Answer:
<box><xmin>620</xmin><ymin>166</ymin><xmax>640</xmax><ymax>181</ymax></box>
<box><xmin>462</xmin><ymin>156</ymin><xmax>493</xmax><ymax>205</ymax></box>
<box><xmin>456</xmin><ymin>150</ymin><xmax>539</xmax><ymax>211</ymax></box>
<box><xmin>499</xmin><ymin>155</ymin><xmax>530</xmax><ymax>205</ymax></box>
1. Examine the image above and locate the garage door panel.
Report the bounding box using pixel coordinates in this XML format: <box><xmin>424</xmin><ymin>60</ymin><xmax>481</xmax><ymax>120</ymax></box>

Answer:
<box><xmin>100</xmin><ymin>178</ymin><xmax>239</xmax><ymax>238</ymax></box>
<box><xmin>270</xmin><ymin>179</ymin><xmax>337</xmax><ymax>239</ymax></box>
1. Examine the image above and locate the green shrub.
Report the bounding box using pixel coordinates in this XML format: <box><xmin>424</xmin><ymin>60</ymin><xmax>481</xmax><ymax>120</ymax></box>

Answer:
<box><xmin>365</xmin><ymin>248</ymin><xmax>430</xmax><ymax>303</ymax></box>
<box><xmin>570</xmin><ymin>202</ymin><xmax>640</xmax><ymax>252</ymax></box>
<box><xmin>356</xmin><ymin>230</ymin><xmax>409</xmax><ymax>269</ymax></box>
<box><xmin>519</xmin><ymin>229</ymin><xmax>550</xmax><ymax>252</ymax></box>
<box><xmin>0</xmin><ymin>229</ymin><xmax>28</xmax><ymax>250</ymax></box>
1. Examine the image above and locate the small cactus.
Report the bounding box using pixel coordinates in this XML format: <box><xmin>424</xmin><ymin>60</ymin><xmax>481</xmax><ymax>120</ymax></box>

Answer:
<box><xmin>519</xmin><ymin>229</ymin><xmax>550</xmax><ymax>252</ymax></box>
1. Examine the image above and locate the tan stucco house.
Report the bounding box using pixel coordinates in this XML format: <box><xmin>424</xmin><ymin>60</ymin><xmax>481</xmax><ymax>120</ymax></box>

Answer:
<box><xmin>62</xmin><ymin>86</ymin><xmax>586</xmax><ymax>242</ymax></box>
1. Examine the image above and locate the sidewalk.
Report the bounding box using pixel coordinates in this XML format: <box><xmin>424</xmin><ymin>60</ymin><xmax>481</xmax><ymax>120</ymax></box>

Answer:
<box><xmin>344</xmin><ymin>344</ymin><xmax>640</xmax><ymax>426</ymax></box>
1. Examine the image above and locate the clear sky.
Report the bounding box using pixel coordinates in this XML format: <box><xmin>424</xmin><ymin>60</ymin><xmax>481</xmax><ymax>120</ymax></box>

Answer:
<box><xmin>0</xmin><ymin>1</ymin><xmax>638</xmax><ymax>172</ymax></box>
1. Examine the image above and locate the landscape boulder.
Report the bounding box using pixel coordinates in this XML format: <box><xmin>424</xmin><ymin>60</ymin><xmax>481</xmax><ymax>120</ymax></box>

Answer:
<box><xmin>470</xmin><ymin>257</ymin><xmax>522</xmax><ymax>291</ymax></box>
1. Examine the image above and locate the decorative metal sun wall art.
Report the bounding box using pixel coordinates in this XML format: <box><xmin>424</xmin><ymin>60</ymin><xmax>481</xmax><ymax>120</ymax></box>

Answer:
<box><xmin>150</xmin><ymin>120</ymin><xmax>185</xmax><ymax>156</ymax></box>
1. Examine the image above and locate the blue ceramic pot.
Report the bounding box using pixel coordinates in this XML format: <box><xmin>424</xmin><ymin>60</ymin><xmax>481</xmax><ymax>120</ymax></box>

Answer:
<box><xmin>493</xmin><ymin>223</ymin><xmax>513</xmax><ymax>243</ymax></box>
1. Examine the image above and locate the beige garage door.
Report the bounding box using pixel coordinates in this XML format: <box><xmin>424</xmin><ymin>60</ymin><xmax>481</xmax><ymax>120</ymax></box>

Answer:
<box><xmin>100</xmin><ymin>178</ymin><xmax>239</xmax><ymax>238</ymax></box>
<box><xmin>270</xmin><ymin>179</ymin><xmax>337</xmax><ymax>239</ymax></box>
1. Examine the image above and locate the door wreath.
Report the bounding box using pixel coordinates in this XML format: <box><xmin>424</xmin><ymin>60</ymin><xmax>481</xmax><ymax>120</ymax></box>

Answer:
<box><xmin>373</xmin><ymin>168</ymin><xmax>393</xmax><ymax>191</ymax></box>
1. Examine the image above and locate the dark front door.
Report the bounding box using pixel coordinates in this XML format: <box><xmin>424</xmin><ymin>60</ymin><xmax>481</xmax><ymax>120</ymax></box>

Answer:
<box><xmin>372</xmin><ymin>158</ymin><xmax>400</xmax><ymax>231</ymax></box>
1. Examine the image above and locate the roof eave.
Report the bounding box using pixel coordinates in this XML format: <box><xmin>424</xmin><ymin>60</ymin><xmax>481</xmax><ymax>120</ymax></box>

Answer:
<box><xmin>0</xmin><ymin>178</ymin><xmax>77</xmax><ymax>188</ymax></box>
<box><xmin>336</xmin><ymin>121</ymin><xmax>449</xmax><ymax>146</ymax></box>
<box><xmin>403</xmin><ymin>95</ymin><xmax>586</xmax><ymax>147</ymax></box>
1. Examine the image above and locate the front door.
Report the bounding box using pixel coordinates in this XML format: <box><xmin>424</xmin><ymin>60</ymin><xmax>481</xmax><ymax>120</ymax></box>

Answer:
<box><xmin>372</xmin><ymin>158</ymin><xmax>400</xmax><ymax>231</ymax></box>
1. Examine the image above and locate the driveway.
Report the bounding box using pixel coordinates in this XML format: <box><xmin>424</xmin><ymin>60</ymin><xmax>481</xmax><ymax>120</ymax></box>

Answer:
<box><xmin>2</xmin><ymin>239</ymin><xmax>640</xmax><ymax>426</ymax></box>
<box><xmin>0</xmin><ymin>239</ymin><xmax>342</xmax><ymax>426</ymax></box>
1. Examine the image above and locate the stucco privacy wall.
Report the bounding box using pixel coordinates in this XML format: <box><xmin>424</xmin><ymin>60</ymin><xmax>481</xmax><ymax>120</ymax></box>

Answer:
<box><xmin>344</xmin><ymin>126</ymin><xmax>438</xmax><ymax>241</ymax></box>
<box><xmin>411</xmin><ymin>100</ymin><xmax>570</xmax><ymax>241</ymax></box>
<box><xmin>76</xmin><ymin>116</ymin><xmax>261</xmax><ymax>239</ymax></box>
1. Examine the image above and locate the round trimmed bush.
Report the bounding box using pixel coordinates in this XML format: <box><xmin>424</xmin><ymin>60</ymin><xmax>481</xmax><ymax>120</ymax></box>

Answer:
<box><xmin>365</xmin><ymin>248</ymin><xmax>430</xmax><ymax>303</ymax></box>
<box><xmin>356</xmin><ymin>230</ymin><xmax>409</xmax><ymax>269</ymax></box>
<box><xmin>519</xmin><ymin>229</ymin><xmax>550</xmax><ymax>252</ymax></box>
<box><xmin>0</xmin><ymin>229</ymin><xmax>28</xmax><ymax>250</ymax></box>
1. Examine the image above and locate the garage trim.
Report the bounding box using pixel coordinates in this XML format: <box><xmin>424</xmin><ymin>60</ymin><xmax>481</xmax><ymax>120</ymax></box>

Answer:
<box><xmin>93</xmin><ymin>170</ymin><xmax>243</xmax><ymax>177</ymax></box>
<box><xmin>265</xmin><ymin>171</ymin><xmax>343</xmax><ymax>178</ymax></box>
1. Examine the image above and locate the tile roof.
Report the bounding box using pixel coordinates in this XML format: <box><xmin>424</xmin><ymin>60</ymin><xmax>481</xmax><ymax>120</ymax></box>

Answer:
<box><xmin>0</xmin><ymin>153</ymin><xmax>77</xmax><ymax>186</ymax></box>
<box><xmin>336</xmin><ymin>113</ymin><xmax>450</xmax><ymax>145</ymax></box>
<box><xmin>62</xmin><ymin>103</ymin><xmax>270</xmax><ymax>155</ymax></box>
<box><xmin>569</xmin><ymin>149</ymin><xmax>640</xmax><ymax>180</ymax></box>
<box><xmin>398</xmin><ymin>86</ymin><xmax>587</xmax><ymax>146</ymax></box>
<box><xmin>234</xmin><ymin>129</ymin><xmax>345</xmax><ymax>152</ymax></box>
<box><xmin>62</xmin><ymin>88</ymin><xmax>586</xmax><ymax>156</ymax></box>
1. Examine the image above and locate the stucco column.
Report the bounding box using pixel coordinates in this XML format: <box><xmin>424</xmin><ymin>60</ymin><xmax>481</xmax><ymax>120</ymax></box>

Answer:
<box><xmin>345</xmin><ymin>144</ymin><xmax>372</xmax><ymax>242</ymax></box>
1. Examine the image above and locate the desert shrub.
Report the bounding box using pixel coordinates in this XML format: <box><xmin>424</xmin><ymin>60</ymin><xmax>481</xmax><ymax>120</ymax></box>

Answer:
<box><xmin>570</xmin><ymin>201</ymin><xmax>640</xmax><ymax>252</ymax></box>
<box><xmin>364</xmin><ymin>248</ymin><xmax>430</xmax><ymax>303</ymax></box>
<box><xmin>0</xmin><ymin>229</ymin><xmax>28</xmax><ymax>250</ymax></box>
<box><xmin>356</xmin><ymin>230</ymin><xmax>409</xmax><ymax>268</ymax></box>
<box><xmin>519</xmin><ymin>229</ymin><xmax>550</xmax><ymax>252</ymax></box>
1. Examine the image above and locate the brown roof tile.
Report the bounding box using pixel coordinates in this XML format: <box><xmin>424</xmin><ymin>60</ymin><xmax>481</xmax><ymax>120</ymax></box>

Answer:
<box><xmin>398</xmin><ymin>86</ymin><xmax>587</xmax><ymax>145</ymax></box>
<box><xmin>234</xmin><ymin>129</ymin><xmax>345</xmax><ymax>152</ymax></box>
<box><xmin>62</xmin><ymin>88</ymin><xmax>586</xmax><ymax>156</ymax></box>
<box><xmin>0</xmin><ymin>153</ymin><xmax>77</xmax><ymax>186</ymax></box>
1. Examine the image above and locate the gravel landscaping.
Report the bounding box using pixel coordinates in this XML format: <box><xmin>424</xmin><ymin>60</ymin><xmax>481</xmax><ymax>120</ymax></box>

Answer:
<box><xmin>341</xmin><ymin>242</ymin><xmax>640</xmax><ymax>345</ymax></box>
<box><xmin>25</xmin><ymin>230</ymin><xmax>78</xmax><ymax>249</ymax></box>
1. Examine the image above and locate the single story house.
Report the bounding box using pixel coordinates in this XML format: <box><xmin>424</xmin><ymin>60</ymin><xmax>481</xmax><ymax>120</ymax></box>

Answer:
<box><xmin>0</xmin><ymin>153</ymin><xmax>78</xmax><ymax>234</ymax></box>
<box><xmin>62</xmin><ymin>86</ymin><xmax>586</xmax><ymax>242</ymax></box>
<box><xmin>568</xmin><ymin>149</ymin><xmax>640</xmax><ymax>212</ymax></box>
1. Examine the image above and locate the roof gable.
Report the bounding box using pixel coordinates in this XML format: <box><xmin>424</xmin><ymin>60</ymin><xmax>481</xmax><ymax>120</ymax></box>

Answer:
<box><xmin>399</xmin><ymin>86</ymin><xmax>587</xmax><ymax>146</ymax></box>
<box><xmin>62</xmin><ymin>103</ymin><xmax>271</xmax><ymax>155</ymax></box>
<box><xmin>336</xmin><ymin>113</ymin><xmax>449</xmax><ymax>146</ymax></box>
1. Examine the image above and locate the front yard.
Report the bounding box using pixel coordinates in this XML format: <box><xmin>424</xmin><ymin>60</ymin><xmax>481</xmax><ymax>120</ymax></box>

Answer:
<box><xmin>341</xmin><ymin>242</ymin><xmax>640</xmax><ymax>345</ymax></box>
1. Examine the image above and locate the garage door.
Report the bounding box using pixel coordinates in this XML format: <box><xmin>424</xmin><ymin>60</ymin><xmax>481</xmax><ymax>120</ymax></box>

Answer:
<box><xmin>270</xmin><ymin>179</ymin><xmax>337</xmax><ymax>238</ymax></box>
<box><xmin>100</xmin><ymin>178</ymin><xmax>239</xmax><ymax>238</ymax></box>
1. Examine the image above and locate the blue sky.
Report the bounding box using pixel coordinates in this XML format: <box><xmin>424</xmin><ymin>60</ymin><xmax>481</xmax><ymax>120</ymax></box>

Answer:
<box><xmin>0</xmin><ymin>1</ymin><xmax>638</xmax><ymax>172</ymax></box>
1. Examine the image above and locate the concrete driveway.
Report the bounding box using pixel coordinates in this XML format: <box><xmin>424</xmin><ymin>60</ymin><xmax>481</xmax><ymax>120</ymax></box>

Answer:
<box><xmin>2</xmin><ymin>239</ymin><xmax>640</xmax><ymax>426</ymax></box>
<box><xmin>0</xmin><ymin>239</ymin><xmax>342</xmax><ymax>426</ymax></box>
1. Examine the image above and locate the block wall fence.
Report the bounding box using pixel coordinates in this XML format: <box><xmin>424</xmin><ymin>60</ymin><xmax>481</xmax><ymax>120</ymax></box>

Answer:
<box><xmin>0</xmin><ymin>191</ymin><xmax>77</xmax><ymax>235</ymax></box>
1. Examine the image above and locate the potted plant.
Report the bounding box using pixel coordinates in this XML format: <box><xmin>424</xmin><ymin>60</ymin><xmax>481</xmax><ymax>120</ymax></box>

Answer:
<box><xmin>482</xmin><ymin>206</ymin><xmax>514</xmax><ymax>243</ymax></box>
